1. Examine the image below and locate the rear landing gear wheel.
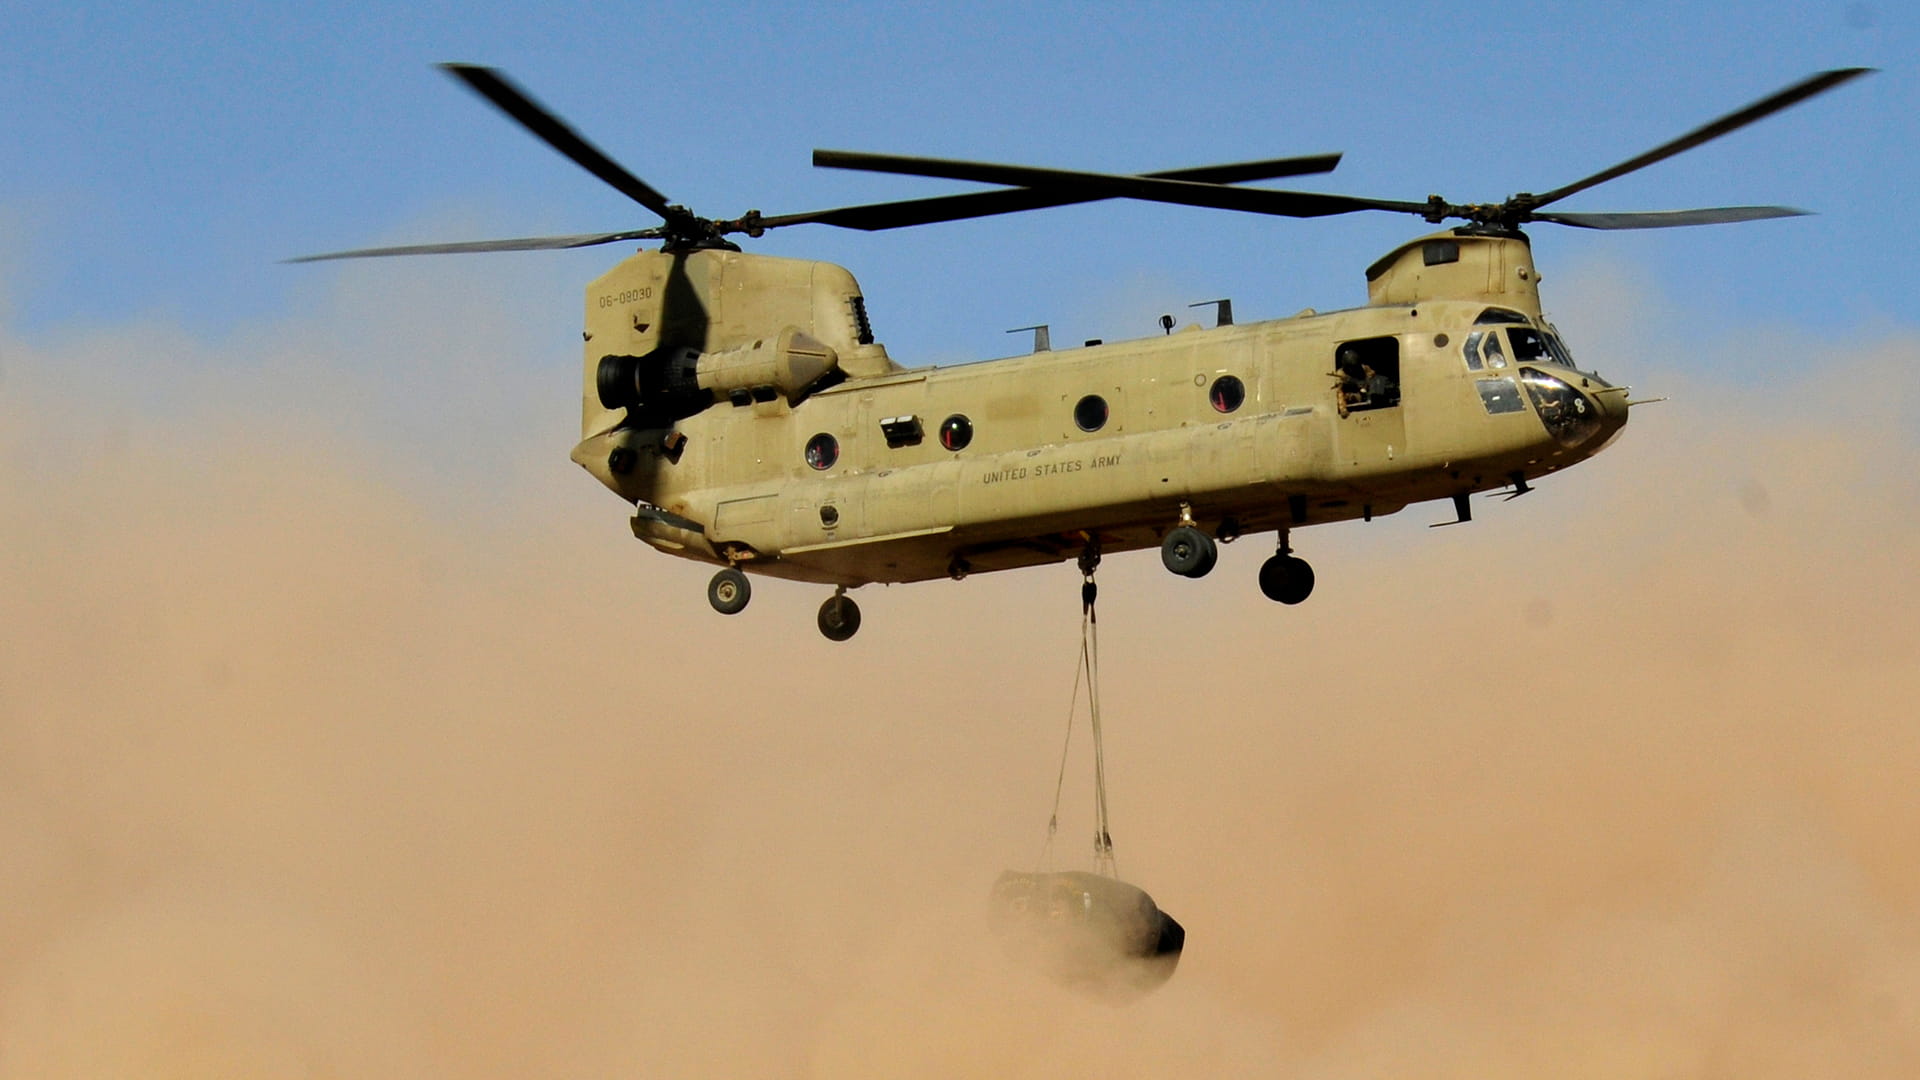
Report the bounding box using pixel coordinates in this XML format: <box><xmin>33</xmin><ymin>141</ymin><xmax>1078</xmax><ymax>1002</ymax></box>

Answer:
<box><xmin>708</xmin><ymin>567</ymin><xmax>751</xmax><ymax>615</ymax></box>
<box><xmin>818</xmin><ymin>592</ymin><xmax>861</xmax><ymax>642</ymax></box>
<box><xmin>1161</xmin><ymin>526</ymin><xmax>1217</xmax><ymax>578</ymax></box>
<box><xmin>1258</xmin><ymin>554</ymin><xmax>1315</xmax><ymax>605</ymax></box>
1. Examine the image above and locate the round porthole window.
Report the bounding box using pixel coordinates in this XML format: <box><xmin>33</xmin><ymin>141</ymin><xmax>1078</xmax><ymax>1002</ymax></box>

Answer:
<box><xmin>1209</xmin><ymin>375</ymin><xmax>1245</xmax><ymax>414</ymax></box>
<box><xmin>1074</xmin><ymin>394</ymin><xmax>1108</xmax><ymax>432</ymax></box>
<box><xmin>939</xmin><ymin>414</ymin><xmax>973</xmax><ymax>451</ymax></box>
<box><xmin>804</xmin><ymin>432</ymin><xmax>838</xmax><ymax>470</ymax></box>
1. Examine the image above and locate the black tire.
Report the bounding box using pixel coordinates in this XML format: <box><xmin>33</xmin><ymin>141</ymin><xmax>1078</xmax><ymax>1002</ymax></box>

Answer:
<box><xmin>1258</xmin><ymin>555</ymin><xmax>1315</xmax><ymax>605</ymax></box>
<box><xmin>707</xmin><ymin>567</ymin><xmax>751</xmax><ymax>615</ymax></box>
<box><xmin>818</xmin><ymin>594</ymin><xmax>861</xmax><ymax>641</ymax></box>
<box><xmin>1161</xmin><ymin>526</ymin><xmax>1213</xmax><ymax>577</ymax></box>
<box><xmin>1193</xmin><ymin>533</ymin><xmax>1219</xmax><ymax>577</ymax></box>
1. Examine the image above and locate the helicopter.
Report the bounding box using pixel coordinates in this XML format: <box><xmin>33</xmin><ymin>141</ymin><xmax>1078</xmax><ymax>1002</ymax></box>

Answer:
<box><xmin>296</xmin><ymin>65</ymin><xmax>1870</xmax><ymax>641</ymax></box>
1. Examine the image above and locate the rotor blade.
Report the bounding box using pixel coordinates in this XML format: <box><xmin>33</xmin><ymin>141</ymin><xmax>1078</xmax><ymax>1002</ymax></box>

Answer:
<box><xmin>1150</xmin><ymin>153</ymin><xmax>1343</xmax><ymax>185</ymax></box>
<box><xmin>285</xmin><ymin>229</ymin><xmax>662</xmax><ymax>262</ymax></box>
<box><xmin>756</xmin><ymin>153</ymin><xmax>1344</xmax><ymax>232</ymax></box>
<box><xmin>439</xmin><ymin>64</ymin><xmax>690</xmax><ymax>227</ymax></box>
<box><xmin>1529</xmin><ymin>68</ymin><xmax>1874</xmax><ymax>210</ymax></box>
<box><xmin>1531</xmin><ymin>206</ymin><xmax>1810</xmax><ymax>230</ymax></box>
<box><xmin>813</xmin><ymin>150</ymin><xmax>1429</xmax><ymax>221</ymax></box>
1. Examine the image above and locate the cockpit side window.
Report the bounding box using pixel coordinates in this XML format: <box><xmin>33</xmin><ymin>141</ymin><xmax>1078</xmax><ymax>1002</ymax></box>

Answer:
<box><xmin>1332</xmin><ymin>335</ymin><xmax>1400</xmax><ymax>417</ymax></box>
<box><xmin>1475</xmin><ymin>307</ymin><xmax>1530</xmax><ymax>325</ymax></box>
<box><xmin>1463</xmin><ymin>329</ymin><xmax>1507</xmax><ymax>371</ymax></box>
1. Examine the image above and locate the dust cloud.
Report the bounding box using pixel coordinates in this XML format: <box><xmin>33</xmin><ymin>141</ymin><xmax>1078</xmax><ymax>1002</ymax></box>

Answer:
<box><xmin>2</xmin><ymin>275</ymin><xmax>1918</xmax><ymax>1077</ymax></box>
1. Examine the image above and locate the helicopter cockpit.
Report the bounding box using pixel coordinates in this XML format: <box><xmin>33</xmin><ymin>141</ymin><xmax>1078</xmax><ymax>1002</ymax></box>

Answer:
<box><xmin>1463</xmin><ymin>308</ymin><xmax>1614</xmax><ymax>449</ymax></box>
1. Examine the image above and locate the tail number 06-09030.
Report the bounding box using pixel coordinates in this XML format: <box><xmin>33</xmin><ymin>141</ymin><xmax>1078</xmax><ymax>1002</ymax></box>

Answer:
<box><xmin>598</xmin><ymin>287</ymin><xmax>653</xmax><ymax>308</ymax></box>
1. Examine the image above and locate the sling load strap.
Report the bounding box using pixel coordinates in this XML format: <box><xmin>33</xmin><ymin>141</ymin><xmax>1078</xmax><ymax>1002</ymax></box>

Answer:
<box><xmin>1041</xmin><ymin>616</ymin><xmax>1082</xmax><ymax>870</ymax></box>
<box><xmin>1086</xmin><ymin>572</ymin><xmax>1116</xmax><ymax>877</ymax></box>
<box><xmin>1043</xmin><ymin>543</ymin><xmax>1116</xmax><ymax>877</ymax></box>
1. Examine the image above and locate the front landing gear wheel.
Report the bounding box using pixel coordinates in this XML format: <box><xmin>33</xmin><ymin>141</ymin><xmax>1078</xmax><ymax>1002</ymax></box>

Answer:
<box><xmin>708</xmin><ymin>567</ymin><xmax>751</xmax><ymax>615</ymax></box>
<box><xmin>1259</xmin><ymin>555</ymin><xmax>1315</xmax><ymax>605</ymax></box>
<box><xmin>1161</xmin><ymin>526</ymin><xmax>1218</xmax><ymax>578</ymax></box>
<box><xmin>818</xmin><ymin>592</ymin><xmax>861</xmax><ymax>642</ymax></box>
<box><xmin>1194</xmin><ymin>535</ymin><xmax>1218</xmax><ymax>577</ymax></box>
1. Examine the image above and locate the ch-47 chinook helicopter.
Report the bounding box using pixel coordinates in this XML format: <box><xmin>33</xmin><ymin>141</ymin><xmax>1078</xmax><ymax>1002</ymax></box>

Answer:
<box><xmin>297</xmin><ymin>65</ymin><xmax>1870</xmax><ymax>640</ymax></box>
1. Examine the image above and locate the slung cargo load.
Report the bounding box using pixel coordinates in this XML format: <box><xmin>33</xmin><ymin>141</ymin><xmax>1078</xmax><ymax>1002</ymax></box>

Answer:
<box><xmin>988</xmin><ymin>870</ymin><xmax>1184</xmax><ymax>1001</ymax></box>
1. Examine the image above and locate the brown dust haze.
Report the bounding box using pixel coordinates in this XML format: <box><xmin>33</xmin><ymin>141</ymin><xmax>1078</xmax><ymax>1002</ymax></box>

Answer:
<box><xmin>2</xmin><ymin>271</ymin><xmax>1918</xmax><ymax>1076</ymax></box>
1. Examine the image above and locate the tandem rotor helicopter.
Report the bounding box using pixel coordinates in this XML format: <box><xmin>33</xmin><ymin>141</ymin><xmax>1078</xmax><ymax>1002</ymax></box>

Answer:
<box><xmin>297</xmin><ymin>65</ymin><xmax>1870</xmax><ymax>640</ymax></box>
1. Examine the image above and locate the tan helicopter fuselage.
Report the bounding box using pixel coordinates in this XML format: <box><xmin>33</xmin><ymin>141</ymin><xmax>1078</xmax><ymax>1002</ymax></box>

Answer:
<box><xmin>571</xmin><ymin>230</ymin><xmax>1629</xmax><ymax>587</ymax></box>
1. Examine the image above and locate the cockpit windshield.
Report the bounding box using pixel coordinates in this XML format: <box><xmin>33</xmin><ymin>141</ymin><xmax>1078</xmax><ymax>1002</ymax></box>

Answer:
<box><xmin>1546</xmin><ymin>332</ymin><xmax>1576</xmax><ymax>369</ymax></box>
<box><xmin>1518</xmin><ymin>326</ymin><xmax>1601</xmax><ymax>383</ymax></box>
<box><xmin>1507</xmin><ymin>326</ymin><xmax>1565</xmax><ymax>366</ymax></box>
<box><xmin>1462</xmin><ymin>322</ymin><xmax>1601</xmax><ymax>383</ymax></box>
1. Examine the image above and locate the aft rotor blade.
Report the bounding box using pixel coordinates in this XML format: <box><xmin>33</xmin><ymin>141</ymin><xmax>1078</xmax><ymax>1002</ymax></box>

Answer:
<box><xmin>813</xmin><ymin>150</ymin><xmax>1427</xmax><ymax>220</ymax></box>
<box><xmin>439</xmin><ymin>64</ymin><xmax>689</xmax><ymax>227</ymax></box>
<box><xmin>1531</xmin><ymin>206</ymin><xmax>1810</xmax><ymax>230</ymax></box>
<box><xmin>760</xmin><ymin>152</ymin><xmax>1344</xmax><ymax>232</ymax></box>
<box><xmin>1154</xmin><ymin>153</ymin><xmax>1342</xmax><ymax>185</ymax></box>
<box><xmin>285</xmin><ymin>229</ymin><xmax>662</xmax><ymax>262</ymax></box>
<box><xmin>1529</xmin><ymin>68</ymin><xmax>1873</xmax><ymax>210</ymax></box>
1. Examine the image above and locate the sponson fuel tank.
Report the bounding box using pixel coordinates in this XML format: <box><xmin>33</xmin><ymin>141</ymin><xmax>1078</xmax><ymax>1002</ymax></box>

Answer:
<box><xmin>988</xmin><ymin>870</ymin><xmax>1184</xmax><ymax>1000</ymax></box>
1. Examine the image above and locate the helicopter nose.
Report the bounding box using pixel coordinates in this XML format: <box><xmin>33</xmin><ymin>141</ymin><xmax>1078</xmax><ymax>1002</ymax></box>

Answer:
<box><xmin>1593</xmin><ymin>386</ymin><xmax>1631</xmax><ymax>431</ymax></box>
<box><xmin>1584</xmin><ymin>385</ymin><xmax>1631</xmax><ymax>451</ymax></box>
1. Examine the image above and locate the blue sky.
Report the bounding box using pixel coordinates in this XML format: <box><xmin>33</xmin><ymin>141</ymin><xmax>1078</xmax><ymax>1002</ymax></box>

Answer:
<box><xmin>3</xmin><ymin>0</ymin><xmax>1913</xmax><ymax>365</ymax></box>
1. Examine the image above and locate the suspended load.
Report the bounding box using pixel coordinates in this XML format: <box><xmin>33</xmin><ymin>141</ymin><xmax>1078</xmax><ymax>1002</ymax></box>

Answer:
<box><xmin>988</xmin><ymin>545</ymin><xmax>1184</xmax><ymax>1001</ymax></box>
<box><xmin>989</xmin><ymin>869</ymin><xmax>1184</xmax><ymax>1000</ymax></box>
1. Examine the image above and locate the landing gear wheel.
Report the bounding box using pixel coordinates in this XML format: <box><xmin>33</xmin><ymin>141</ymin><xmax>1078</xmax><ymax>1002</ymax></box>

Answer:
<box><xmin>1258</xmin><ymin>555</ymin><xmax>1315</xmax><ymax>605</ymax></box>
<box><xmin>1161</xmin><ymin>526</ymin><xmax>1217</xmax><ymax>578</ymax></box>
<box><xmin>707</xmin><ymin>567</ymin><xmax>751</xmax><ymax>615</ymax></box>
<box><xmin>818</xmin><ymin>593</ymin><xmax>862</xmax><ymax>642</ymax></box>
<box><xmin>1194</xmin><ymin>535</ymin><xmax>1219</xmax><ymax>577</ymax></box>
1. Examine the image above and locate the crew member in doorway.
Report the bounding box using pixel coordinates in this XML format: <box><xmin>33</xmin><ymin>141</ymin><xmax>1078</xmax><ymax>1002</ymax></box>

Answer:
<box><xmin>1333</xmin><ymin>348</ymin><xmax>1366</xmax><ymax>417</ymax></box>
<box><xmin>1363</xmin><ymin>363</ymin><xmax>1393</xmax><ymax>407</ymax></box>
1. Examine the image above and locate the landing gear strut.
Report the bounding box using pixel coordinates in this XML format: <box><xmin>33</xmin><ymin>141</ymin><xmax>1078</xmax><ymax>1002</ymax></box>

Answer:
<box><xmin>818</xmin><ymin>586</ymin><xmax>861</xmax><ymax>642</ymax></box>
<box><xmin>1258</xmin><ymin>533</ymin><xmax>1314</xmax><ymax>605</ymax></box>
<box><xmin>707</xmin><ymin>566</ymin><xmax>751</xmax><ymax>615</ymax></box>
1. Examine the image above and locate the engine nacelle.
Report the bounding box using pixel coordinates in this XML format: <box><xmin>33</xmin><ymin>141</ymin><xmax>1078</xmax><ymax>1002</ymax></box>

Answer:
<box><xmin>696</xmin><ymin>327</ymin><xmax>840</xmax><ymax>404</ymax></box>
<box><xmin>597</xmin><ymin>326</ymin><xmax>842</xmax><ymax>424</ymax></box>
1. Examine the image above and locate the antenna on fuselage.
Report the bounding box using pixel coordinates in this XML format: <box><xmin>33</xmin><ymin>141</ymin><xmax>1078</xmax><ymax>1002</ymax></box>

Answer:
<box><xmin>1189</xmin><ymin>298</ymin><xmax>1233</xmax><ymax>327</ymax></box>
<box><xmin>1008</xmin><ymin>324</ymin><xmax>1051</xmax><ymax>352</ymax></box>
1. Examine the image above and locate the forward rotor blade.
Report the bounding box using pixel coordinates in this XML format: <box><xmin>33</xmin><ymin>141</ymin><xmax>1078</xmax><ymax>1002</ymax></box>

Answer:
<box><xmin>1529</xmin><ymin>68</ymin><xmax>1873</xmax><ymax>210</ymax></box>
<box><xmin>759</xmin><ymin>153</ymin><xmax>1343</xmax><ymax>232</ymax></box>
<box><xmin>439</xmin><ymin>64</ymin><xmax>689</xmax><ymax>227</ymax></box>
<box><xmin>285</xmin><ymin>229</ymin><xmax>662</xmax><ymax>262</ymax></box>
<box><xmin>1531</xmin><ymin>206</ymin><xmax>1810</xmax><ymax>230</ymax></box>
<box><xmin>813</xmin><ymin>150</ymin><xmax>1427</xmax><ymax>221</ymax></box>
